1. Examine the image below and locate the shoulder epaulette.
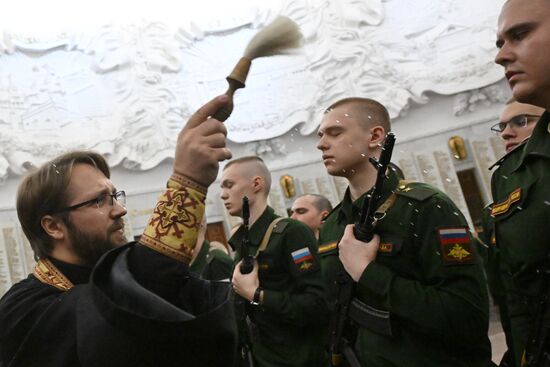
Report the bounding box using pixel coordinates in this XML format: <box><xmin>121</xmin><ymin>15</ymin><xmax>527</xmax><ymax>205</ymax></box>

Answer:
<box><xmin>394</xmin><ymin>181</ymin><xmax>437</xmax><ymax>202</ymax></box>
<box><xmin>273</xmin><ymin>218</ymin><xmax>290</xmax><ymax>234</ymax></box>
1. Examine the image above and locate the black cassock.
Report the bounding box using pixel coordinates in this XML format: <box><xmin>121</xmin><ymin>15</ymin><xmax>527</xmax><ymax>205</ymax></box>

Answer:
<box><xmin>0</xmin><ymin>243</ymin><xmax>237</xmax><ymax>367</ymax></box>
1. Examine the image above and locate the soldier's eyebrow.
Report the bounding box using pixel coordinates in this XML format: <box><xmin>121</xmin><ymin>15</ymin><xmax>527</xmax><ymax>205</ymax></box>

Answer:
<box><xmin>320</xmin><ymin>125</ymin><xmax>344</xmax><ymax>136</ymax></box>
<box><xmin>496</xmin><ymin>22</ymin><xmax>536</xmax><ymax>48</ymax></box>
<box><xmin>220</xmin><ymin>179</ymin><xmax>233</xmax><ymax>188</ymax></box>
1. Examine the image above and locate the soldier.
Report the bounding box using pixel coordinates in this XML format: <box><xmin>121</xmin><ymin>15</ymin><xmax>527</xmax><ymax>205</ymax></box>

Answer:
<box><xmin>190</xmin><ymin>217</ymin><xmax>233</xmax><ymax>281</ymax></box>
<box><xmin>221</xmin><ymin>156</ymin><xmax>328</xmax><ymax>367</ymax></box>
<box><xmin>0</xmin><ymin>95</ymin><xmax>237</xmax><ymax>367</ymax></box>
<box><xmin>290</xmin><ymin>194</ymin><xmax>333</xmax><ymax>239</ymax></box>
<box><xmin>492</xmin><ymin>0</ymin><xmax>550</xmax><ymax>365</ymax></box>
<box><xmin>482</xmin><ymin>98</ymin><xmax>543</xmax><ymax>367</ymax></box>
<box><xmin>316</xmin><ymin>97</ymin><xmax>492</xmax><ymax>366</ymax></box>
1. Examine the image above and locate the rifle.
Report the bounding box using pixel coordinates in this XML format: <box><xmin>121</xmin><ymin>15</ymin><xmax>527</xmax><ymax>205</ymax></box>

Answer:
<box><xmin>523</xmin><ymin>257</ymin><xmax>550</xmax><ymax>367</ymax></box>
<box><xmin>236</xmin><ymin>196</ymin><xmax>256</xmax><ymax>367</ymax></box>
<box><xmin>330</xmin><ymin>132</ymin><xmax>396</xmax><ymax>367</ymax></box>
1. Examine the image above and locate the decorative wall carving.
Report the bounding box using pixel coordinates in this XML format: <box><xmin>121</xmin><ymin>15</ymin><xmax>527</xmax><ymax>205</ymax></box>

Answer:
<box><xmin>453</xmin><ymin>83</ymin><xmax>511</xmax><ymax>116</ymax></box>
<box><xmin>0</xmin><ymin>0</ymin><xmax>504</xmax><ymax>180</ymax></box>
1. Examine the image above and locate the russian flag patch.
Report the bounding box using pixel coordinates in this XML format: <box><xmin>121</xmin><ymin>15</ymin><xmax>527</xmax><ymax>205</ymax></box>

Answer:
<box><xmin>437</xmin><ymin>227</ymin><xmax>474</xmax><ymax>265</ymax></box>
<box><xmin>292</xmin><ymin>247</ymin><xmax>313</xmax><ymax>264</ymax></box>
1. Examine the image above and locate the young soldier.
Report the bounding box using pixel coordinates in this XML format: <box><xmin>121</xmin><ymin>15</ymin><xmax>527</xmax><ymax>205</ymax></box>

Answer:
<box><xmin>482</xmin><ymin>98</ymin><xmax>543</xmax><ymax>367</ymax></box>
<box><xmin>492</xmin><ymin>0</ymin><xmax>550</xmax><ymax>365</ymax></box>
<box><xmin>290</xmin><ymin>194</ymin><xmax>333</xmax><ymax>239</ymax></box>
<box><xmin>221</xmin><ymin>156</ymin><xmax>327</xmax><ymax>367</ymax></box>
<box><xmin>316</xmin><ymin>97</ymin><xmax>492</xmax><ymax>366</ymax></box>
<box><xmin>0</xmin><ymin>96</ymin><xmax>237</xmax><ymax>367</ymax></box>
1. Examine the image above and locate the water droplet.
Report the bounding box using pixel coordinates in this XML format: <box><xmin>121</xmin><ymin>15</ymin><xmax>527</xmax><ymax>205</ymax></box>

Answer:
<box><xmin>408</xmin><ymin>202</ymin><xmax>412</xmax><ymax>206</ymax></box>
<box><xmin>336</xmin><ymin>120</ymin><xmax>340</xmax><ymax>124</ymax></box>
<box><xmin>344</xmin><ymin>113</ymin><xmax>350</xmax><ymax>117</ymax></box>
<box><xmin>377</xmin><ymin>143</ymin><xmax>383</xmax><ymax>147</ymax></box>
<box><xmin>517</xmin><ymin>206</ymin><xmax>523</xmax><ymax>211</ymax></box>
<box><xmin>414</xmin><ymin>209</ymin><xmax>419</xmax><ymax>213</ymax></box>
<box><xmin>445</xmin><ymin>178</ymin><xmax>452</xmax><ymax>183</ymax></box>
<box><xmin>435</xmin><ymin>251</ymin><xmax>440</xmax><ymax>255</ymax></box>
<box><xmin>349</xmin><ymin>144</ymin><xmax>353</xmax><ymax>148</ymax></box>
<box><xmin>453</xmin><ymin>212</ymin><xmax>459</xmax><ymax>216</ymax></box>
<box><xmin>544</xmin><ymin>201</ymin><xmax>550</xmax><ymax>206</ymax></box>
<box><xmin>361</xmin><ymin>153</ymin><xmax>366</xmax><ymax>157</ymax></box>
<box><xmin>368</xmin><ymin>115</ymin><xmax>372</xmax><ymax>119</ymax></box>
<box><xmin>502</xmin><ymin>175</ymin><xmax>509</xmax><ymax>180</ymax></box>
<box><xmin>342</xmin><ymin>169</ymin><xmax>347</xmax><ymax>173</ymax></box>
<box><xmin>436</xmin><ymin>204</ymin><xmax>442</xmax><ymax>209</ymax></box>
<box><xmin>413</xmin><ymin>233</ymin><xmax>419</xmax><ymax>238</ymax></box>
<box><xmin>351</xmin><ymin>169</ymin><xmax>356</xmax><ymax>174</ymax></box>
<box><xmin>410</xmin><ymin>222</ymin><xmax>415</xmax><ymax>226</ymax></box>
<box><xmin>390</xmin><ymin>166</ymin><xmax>396</xmax><ymax>172</ymax></box>
<box><xmin>422</xmin><ymin>169</ymin><xmax>428</xmax><ymax>174</ymax></box>
<box><xmin>453</xmin><ymin>155</ymin><xmax>460</xmax><ymax>159</ymax></box>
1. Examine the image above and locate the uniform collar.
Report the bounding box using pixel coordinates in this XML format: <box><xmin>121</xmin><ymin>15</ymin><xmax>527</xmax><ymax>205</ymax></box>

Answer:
<box><xmin>337</xmin><ymin>168</ymin><xmax>400</xmax><ymax>224</ymax></box>
<box><xmin>229</xmin><ymin>206</ymin><xmax>278</xmax><ymax>249</ymax></box>
<box><xmin>490</xmin><ymin>111</ymin><xmax>550</xmax><ymax>172</ymax></box>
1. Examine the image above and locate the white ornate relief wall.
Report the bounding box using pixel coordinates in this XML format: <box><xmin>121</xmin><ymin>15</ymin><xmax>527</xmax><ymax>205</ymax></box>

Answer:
<box><xmin>0</xmin><ymin>0</ymin><xmax>504</xmax><ymax>181</ymax></box>
<box><xmin>0</xmin><ymin>0</ymin><xmax>510</xmax><ymax>293</ymax></box>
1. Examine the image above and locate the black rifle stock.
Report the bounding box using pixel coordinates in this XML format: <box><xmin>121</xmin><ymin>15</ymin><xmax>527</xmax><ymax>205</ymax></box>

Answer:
<box><xmin>240</xmin><ymin>196</ymin><xmax>254</xmax><ymax>275</ymax></box>
<box><xmin>236</xmin><ymin>196</ymin><xmax>255</xmax><ymax>367</ymax></box>
<box><xmin>330</xmin><ymin>132</ymin><xmax>396</xmax><ymax>367</ymax></box>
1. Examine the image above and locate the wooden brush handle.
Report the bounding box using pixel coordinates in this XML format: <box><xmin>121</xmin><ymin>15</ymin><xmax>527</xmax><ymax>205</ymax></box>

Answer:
<box><xmin>212</xmin><ymin>58</ymin><xmax>251</xmax><ymax>122</ymax></box>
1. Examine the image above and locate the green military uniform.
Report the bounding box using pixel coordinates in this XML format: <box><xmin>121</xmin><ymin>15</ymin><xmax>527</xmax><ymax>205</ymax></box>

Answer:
<box><xmin>229</xmin><ymin>206</ymin><xmax>328</xmax><ymax>367</ymax></box>
<box><xmin>490</xmin><ymin>111</ymin><xmax>550</xmax><ymax>366</ymax></box>
<box><xmin>190</xmin><ymin>240</ymin><xmax>233</xmax><ymax>280</ymax></box>
<box><xmin>479</xmin><ymin>204</ymin><xmax>513</xmax><ymax>367</ymax></box>
<box><xmin>318</xmin><ymin>169</ymin><xmax>492</xmax><ymax>367</ymax></box>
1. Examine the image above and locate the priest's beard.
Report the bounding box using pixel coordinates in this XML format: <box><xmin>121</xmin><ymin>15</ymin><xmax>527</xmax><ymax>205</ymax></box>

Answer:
<box><xmin>63</xmin><ymin>218</ymin><xmax>128</xmax><ymax>267</ymax></box>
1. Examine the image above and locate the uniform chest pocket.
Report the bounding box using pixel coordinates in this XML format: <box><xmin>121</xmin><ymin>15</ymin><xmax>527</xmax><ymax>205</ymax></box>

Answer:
<box><xmin>491</xmin><ymin>176</ymin><xmax>537</xmax><ymax>222</ymax></box>
<box><xmin>256</xmin><ymin>252</ymin><xmax>286</xmax><ymax>276</ymax></box>
<box><xmin>376</xmin><ymin>234</ymin><xmax>403</xmax><ymax>257</ymax></box>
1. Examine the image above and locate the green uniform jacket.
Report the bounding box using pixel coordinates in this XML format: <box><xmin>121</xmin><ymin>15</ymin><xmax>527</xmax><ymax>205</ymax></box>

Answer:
<box><xmin>190</xmin><ymin>240</ymin><xmax>233</xmax><ymax>281</ymax></box>
<box><xmin>480</xmin><ymin>204</ymin><xmax>514</xmax><ymax>366</ymax></box>
<box><xmin>318</xmin><ymin>170</ymin><xmax>491</xmax><ymax>367</ymax></box>
<box><xmin>490</xmin><ymin>111</ymin><xmax>550</xmax><ymax>366</ymax></box>
<box><xmin>230</xmin><ymin>206</ymin><xmax>328</xmax><ymax>367</ymax></box>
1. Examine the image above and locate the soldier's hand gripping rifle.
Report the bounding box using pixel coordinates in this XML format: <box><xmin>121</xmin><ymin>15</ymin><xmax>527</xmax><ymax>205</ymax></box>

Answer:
<box><xmin>236</xmin><ymin>196</ymin><xmax>256</xmax><ymax>367</ymax></box>
<box><xmin>330</xmin><ymin>132</ymin><xmax>396</xmax><ymax>367</ymax></box>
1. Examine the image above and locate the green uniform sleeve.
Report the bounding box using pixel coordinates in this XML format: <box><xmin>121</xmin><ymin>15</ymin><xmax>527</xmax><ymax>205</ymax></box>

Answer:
<box><xmin>206</xmin><ymin>250</ymin><xmax>233</xmax><ymax>281</ymax></box>
<box><xmin>355</xmin><ymin>195</ymin><xmax>489</xmax><ymax>341</ymax></box>
<box><xmin>261</xmin><ymin>222</ymin><xmax>328</xmax><ymax>327</ymax></box>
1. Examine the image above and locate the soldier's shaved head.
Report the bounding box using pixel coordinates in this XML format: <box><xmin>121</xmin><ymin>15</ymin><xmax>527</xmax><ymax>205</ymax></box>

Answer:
<box><xmin>223</xmin><ymin>156</ymin><xmax>272</xmax><ymax>196</ymax></box>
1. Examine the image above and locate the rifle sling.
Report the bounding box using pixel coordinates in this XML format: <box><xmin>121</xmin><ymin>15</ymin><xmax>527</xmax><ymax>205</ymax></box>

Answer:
<box><xmin>255</xmin><ymin>217</ymin><xmax>285</xmax><ymax>256</ymax></box>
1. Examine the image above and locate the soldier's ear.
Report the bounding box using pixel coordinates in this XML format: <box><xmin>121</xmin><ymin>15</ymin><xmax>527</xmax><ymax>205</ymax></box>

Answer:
<box><xmin>320</xmin><ymin>210</ymin><xmax>330</xmax><ymax>222</ymax></box>
<box><xmin>251</xmin><ymin>176</ymin><xmax>263</xmax><ymax>193</ymax></box>
<box><xmin>368</xmin><ymin>126</ymin><xmax>386</xmax><ymax>149</ymax></box>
